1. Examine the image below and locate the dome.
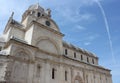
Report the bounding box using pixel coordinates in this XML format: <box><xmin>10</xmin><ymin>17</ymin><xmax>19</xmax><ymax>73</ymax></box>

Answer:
<box><xmin>22</xmin><ymin>3</ymin><xmax>46</xmax><ymax>22</ymax></box>
<box><xmin>28</xmin><ymin>3</ymin><xmax>44</xmax><ymax>12</ymax></box>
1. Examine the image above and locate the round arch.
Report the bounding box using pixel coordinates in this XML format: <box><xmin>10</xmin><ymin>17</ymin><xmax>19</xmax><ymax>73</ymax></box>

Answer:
<box><xmin>11</xmin><ymin>48</ymin><xmax>33</xmax><ymax>82</ymax></box>
<box><xmin>35</xmin><ymin>36</ymin><xmax>60</xmax><ymax>55</ymax></box>
<box><xmin>13</xmin><ymin>48</ymin><xmax>34</xmax><ymax>62</ymax></box>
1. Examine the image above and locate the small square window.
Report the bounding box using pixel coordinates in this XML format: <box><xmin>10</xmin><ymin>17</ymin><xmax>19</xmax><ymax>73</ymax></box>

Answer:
<box><xmin>92</xmin><ymin>59</ymin><xmax>94</xmax><ymax>64</ymax></box>
<box><xmin>38</xmin><ymin>12</ymin><xmax>41</xmax><ymax>17</ymax></box>
<box><xmin>81</xmin><ymin>55</ymin><xmax>83</xmax><ymax>60</ymax></box>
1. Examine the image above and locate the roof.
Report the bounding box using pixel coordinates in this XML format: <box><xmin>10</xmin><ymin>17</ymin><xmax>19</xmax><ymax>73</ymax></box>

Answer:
<box><xmin>63</xmin><ymin>41</ymin><xmax>97</xmax><ymax>58</ymax></box>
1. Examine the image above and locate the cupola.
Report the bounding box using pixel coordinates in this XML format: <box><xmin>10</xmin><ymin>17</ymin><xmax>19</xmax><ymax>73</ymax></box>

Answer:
<box><xmin>21</xmin><ymin>3</ymin><xmax>51</xmax><ymax>26</ymax></box>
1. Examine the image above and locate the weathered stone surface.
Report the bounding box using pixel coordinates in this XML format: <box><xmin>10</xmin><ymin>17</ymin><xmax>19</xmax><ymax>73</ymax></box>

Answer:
<box><xmin>0</xmin><ymin>3</ymin><xmax>112</xmax><ymax>83</ymax></box>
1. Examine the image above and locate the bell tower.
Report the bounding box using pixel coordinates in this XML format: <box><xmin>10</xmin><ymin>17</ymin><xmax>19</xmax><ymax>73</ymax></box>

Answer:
<box><xmin>22</xmin><ymin>3</ymin><xmax>64</xmax><ymax>55</ymax></box>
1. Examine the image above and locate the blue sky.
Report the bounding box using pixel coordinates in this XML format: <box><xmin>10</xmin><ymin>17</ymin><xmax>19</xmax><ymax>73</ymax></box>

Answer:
<box><xmin>0</xmin><ymin>0</ymin><xmax>120</xmax><ymax>83</ymax></box>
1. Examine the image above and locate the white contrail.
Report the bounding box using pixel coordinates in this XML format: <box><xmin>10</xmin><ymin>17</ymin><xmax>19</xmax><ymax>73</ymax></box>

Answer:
<box><xmin>94</xmin><ymin>0</ymin><xmax>115</xmax><ymax>63</ymax></box>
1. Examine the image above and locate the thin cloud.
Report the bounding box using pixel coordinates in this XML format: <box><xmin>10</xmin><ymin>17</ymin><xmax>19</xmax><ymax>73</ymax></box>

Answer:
<box><xmin>70</xmin><ymin>33</ymin><xmax>100</xmax><ymax>46</ymax></box>
<box><xmin>88</xmin><ymin>35</ymin><xmax>99</xmax><ymax>41</ymax></box>
<box><xmin>83</xmin><ymin>35</ymin><xmax>99</xmax><ymax>46</ymax></box>
<box><xmin>83</xmin><ymin>34</ymin><xmax>99</xmax><ymax>42</ymax></box>
<box><xmin>0</xmin><ymin>0</ymin><xmax>97</xmax><ymax>30</ymax></box>
<box><xmin>71</xmin><ymin>25</ymin><xmax>86</xmax><ymax>32</ymax></box>
<box><xmin>81</xmin><ymin>34</ymin><xmax>99</xmax><ymax>46</ymax></box>
<box><xmin>76</xmin><ymin>25</ymin><xmax>86</xmax><ymax>30</ymax></box>
<box><xmin>38</xmin><ymin>0</ymin><xmax>98</xmax><ymax>24</ymax></box>
<box><xmin>52</xmin><ymin>2</ymin><xmax>96</xmax><ymax>23</ymax></box>
<box><xmin>84</xmin><ymin>42</ymin><xmax>91</xmax><ymax>45</ymax></box>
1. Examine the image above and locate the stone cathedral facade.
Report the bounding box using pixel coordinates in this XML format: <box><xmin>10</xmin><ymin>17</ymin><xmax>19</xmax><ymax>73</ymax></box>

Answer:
<box><xmin>0</xmin><ymin>3</ymin><xmax>112</xmax><ymax>83</ymax></box>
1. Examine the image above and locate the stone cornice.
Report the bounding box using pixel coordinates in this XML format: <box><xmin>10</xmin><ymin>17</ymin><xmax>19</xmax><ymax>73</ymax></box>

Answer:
<box><xmin>62</xmin><ymin>55</ymin><xmax>110</xmax><ymax>71</ymax></box>
<box><xmin>4</xmin><ymin>38</ymin><xmax>37</xmax><ymax>50</ymax></box>
<box><xmin>4</xmin><ymin>38</ymin><xmax>61</xmax><ymax>58</ymax></box>
<box><xmin>0</xmin><ymin>54</ymin><xmax>8</xmax><ymax>58</ymax></box>
<box><xmin>8</xmin><ymin>55</ymin><xmax>35</xmax><ymax>64</ymax></box>
<box><xmin>10</xmin><ymin>23</ymin><xmax>25</xmax><ymax>32</ymax></box>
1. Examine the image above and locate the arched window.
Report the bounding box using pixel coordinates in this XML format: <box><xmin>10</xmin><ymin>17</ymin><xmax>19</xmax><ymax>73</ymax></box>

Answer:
<box><xmin>65</xmin><ymin>71</ymin><xmax>67</xmax><ymax>81</ymax></box>
<box><xmin>92</xmin><ymin>59</ymin><xmax>94</xmax><ymax>64</ymax></box>
<box><xmin>74</xmin><ymin>52</ymin><xmax>76</xmax><ymax>58</ymax></box>
<box><xmin>81</xmin><ymin>55</ymin><xmax>83</xmax><ymax>60</ymax></box>
<box><xmin>87</xmin><ymin>57</ymin><xmax>89</xmax><ymax>63</ymax></box>
<box><xmin>52</xmin><ymin>68</ymin><xmax>55</xmax><ymax>79</ymax></box>
<box><xmin>37</xmin><ymin>12</ymin><xmax>41</xmax><ymax>17</ymax></box>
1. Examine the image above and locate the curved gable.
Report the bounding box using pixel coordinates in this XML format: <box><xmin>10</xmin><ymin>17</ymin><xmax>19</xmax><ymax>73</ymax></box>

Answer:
<box><xmin>36</xmin><ymin>37</ymin><xmax>60</xmax><ymax>55</ymax></box>
<box><xmin>13</xmin><ymin>48</ymin><xmax>34</xmax><ymax>62</ymax></box>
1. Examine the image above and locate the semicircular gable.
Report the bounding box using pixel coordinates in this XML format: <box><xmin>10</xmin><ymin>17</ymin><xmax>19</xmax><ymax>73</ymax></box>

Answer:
<box><xmin>13</xmin><ymin>48</ymin><xmax>34</xmax><ymax>62</ymax></box>
<box><xmin>36</xmin><ymin>37</ymin><xmax>59</xmax><ymax>55</ymax></box>
<box><xmin>16</xmin><ymin>51</ymin><xmax>29</xmax><ymax>60</ymax></box>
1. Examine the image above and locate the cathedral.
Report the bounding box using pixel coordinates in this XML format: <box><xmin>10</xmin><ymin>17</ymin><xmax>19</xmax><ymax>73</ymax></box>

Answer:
<box><xmin>0</xmin><ymin>3</ymin><xmax>112</xmax><ymax>83</ymax></box>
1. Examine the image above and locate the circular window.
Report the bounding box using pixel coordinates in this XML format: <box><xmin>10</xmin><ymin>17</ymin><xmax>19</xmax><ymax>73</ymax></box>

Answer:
<box><xmin>45</xmin><ymin>21</ymin><xmax>50</xmax><ymax>26</ymax></box>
